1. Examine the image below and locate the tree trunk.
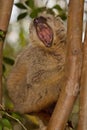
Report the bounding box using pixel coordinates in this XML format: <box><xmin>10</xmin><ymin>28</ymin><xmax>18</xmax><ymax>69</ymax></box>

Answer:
<box><xmin>77</xmin><ymin>23</ymin><xmax>87</xmax><ymax>130</ymax></box>
<box><xmin>47</xmin><ymin>0</ymin><xmax>84</xmax><ymax>130</ymax></box>
<box><xmin>0</xmin><ymin>0</ymin><xmax>14</xmax><ymax>104</ymax></box>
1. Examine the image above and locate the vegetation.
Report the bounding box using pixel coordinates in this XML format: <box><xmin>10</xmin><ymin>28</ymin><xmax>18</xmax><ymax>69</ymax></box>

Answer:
<box><xmin>0</xmin><ymin>0</ymin><xmax>87</xmax><ymax>130</ymax></box>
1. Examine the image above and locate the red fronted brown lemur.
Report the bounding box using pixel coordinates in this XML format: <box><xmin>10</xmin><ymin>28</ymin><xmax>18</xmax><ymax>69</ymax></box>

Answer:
<box><xmin>7</xmin><ymin>13</ymin><xmax>66</xmax><ymax>113</ymax></box>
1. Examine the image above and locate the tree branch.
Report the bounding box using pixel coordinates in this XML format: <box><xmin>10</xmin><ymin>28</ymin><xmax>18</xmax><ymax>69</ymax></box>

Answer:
<box><xmin>77</xmin><ymin>23</ymin><xmax>87</xmax><ymax>130</ymax></box>
<box><xmin>0</xmin><ymin>0</ymin><xmax>14</xmax><ymax>103</ymax></box>
<box><xmin>47</xmin><ymin>0</ymin><xmax>84</xmax><ymax>130</ymax></box>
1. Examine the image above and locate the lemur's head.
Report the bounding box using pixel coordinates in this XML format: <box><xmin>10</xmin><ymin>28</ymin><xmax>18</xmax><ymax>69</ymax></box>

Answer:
<box><xmin>29</xmin><ymin>13</ymin><xmax>66</xmax><ymax>48</ymax></box>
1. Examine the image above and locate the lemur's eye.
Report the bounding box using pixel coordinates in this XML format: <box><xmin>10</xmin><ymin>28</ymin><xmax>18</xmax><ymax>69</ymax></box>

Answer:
<box><xmin>39</xmin><ymin>16</ymin><xmax>47</xmax><ymax>22</ymax></box>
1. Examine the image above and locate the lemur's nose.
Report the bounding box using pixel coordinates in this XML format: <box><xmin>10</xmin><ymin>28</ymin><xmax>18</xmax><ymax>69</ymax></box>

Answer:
<box><xmin>33</xmin><ymin>17</ymin><xmax>39</xmax><ymax>25</ymax></box>
<box><xmin>33</xmin><ymin>16</ymin><xmax>46</xmax><ymax>25</ymax></box>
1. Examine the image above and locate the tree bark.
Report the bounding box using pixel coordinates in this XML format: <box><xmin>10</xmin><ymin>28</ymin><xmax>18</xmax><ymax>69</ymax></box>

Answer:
<box><xmin>77</xmin><ymin>23</ymin><xmax>87</xmax><ymax>130</ymax></box>
<box><xmin>0</xmin><ymin>0</ymin><xmax>14</xmax><ymax>103</ymax></box>
<box><xmin>47</xmin><ymin>0</ymin><xmax>84</xmax><ymax>130</ymax></box>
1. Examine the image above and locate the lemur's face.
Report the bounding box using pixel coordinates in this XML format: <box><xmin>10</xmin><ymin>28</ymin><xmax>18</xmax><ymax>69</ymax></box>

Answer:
<box><xmin>33</xmin><ymin>16</ymin><xmax>53</xmax><ymax>47</ymax></box>
<box><xmin>29</xmin><ymin>14</ymin><xmax>66</xmax><ymax>48</ymax></box>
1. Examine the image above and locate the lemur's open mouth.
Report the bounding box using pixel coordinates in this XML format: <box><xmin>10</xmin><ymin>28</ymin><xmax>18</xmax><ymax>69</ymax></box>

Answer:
<box><xmin>33</xmin><ymin>16</ymin><xmax>53</xmax><ymax>47</ymax></box>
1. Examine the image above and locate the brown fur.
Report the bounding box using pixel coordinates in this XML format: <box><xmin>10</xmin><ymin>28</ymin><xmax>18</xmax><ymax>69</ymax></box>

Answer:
<box><xmin>7</xmin><ymin>14</ymin><xmax>66</xmax><ymax>113</ymax></box>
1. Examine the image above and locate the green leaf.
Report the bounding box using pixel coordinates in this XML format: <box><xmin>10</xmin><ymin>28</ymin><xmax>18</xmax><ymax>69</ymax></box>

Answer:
<box><xmin>0</xmin><ymin>118</ymin><xmax>12</xmax><ymax>129</ymax></box>
<box><xmin>30</xmin><ymin>7</ymin><xmax>46</xmax><ymax>18</ymax></box>
<box><xmin>25</xmin><ymin>114</ymin><xmax>39</xmax><ymax>126</ymax></box>
<box><xmin>53</xmin><ymin>5</ymin><xmax>67</xmax><ymax>20</ymax></box>
<box><xmin>11</xmin><ymin>113</ymin><xmax>22</xmax><ymax>121</ymax></box>
<box><xmin>3</xmin><ymin>57</ymin><xmax>14</xmax><ymax>65</ymax></box>
<box><xmin>3</xmin><ymin>64</ymin><xmax>6</xmax><ymax>73</ymax></box>
<box><xmin>47</xmin><ymin>9</ymin><xmax>54</xmax><ymax>15</ymax></box>
<box><xmin>17</xmin><ymin>12</ymin><xmax>27</xmax><ymax>20</ymax></box>
<box><xmin>25</xmin><ymin>0</ymin><xmax>35</xmax><ymax>9</ymax></box>
<box><xmin>4</xmin><ymin>96</ymin><xmax>14</xmax><ymax>110</ymax></box>
<box><xmin>53</xmin><ymin>5</ymin><xmax>63</xmax><ymax>11</ymax></box>
<box><xmin>30</xmin><ymin>10</ymin><xmax>38</xmax><ymax>18</ymax></box>
<box><xmin>23</xmin><ymin>114</ymin><xmax>39</xmax><ymax>129</ymax></box>
<box><xmin>58</xmin><ymin>12</ymin><xmax>67</xmax><ymax>20</ymax></box>
<box><xmin>15</xmin><ymin>2</ymin><xmax>27</xmax><ymax>9</ymax></box>
<box><xmin>19</xmin><ymin>28</ymin><xmax>26</xmax><ymax>47</ymax></box>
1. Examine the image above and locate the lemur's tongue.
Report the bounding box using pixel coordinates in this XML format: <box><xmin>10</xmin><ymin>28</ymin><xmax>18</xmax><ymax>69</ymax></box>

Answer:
<box><xmin>33</xmin><ymin>16</ymin><xmax>53</xmax><ymax>47</ymax></box>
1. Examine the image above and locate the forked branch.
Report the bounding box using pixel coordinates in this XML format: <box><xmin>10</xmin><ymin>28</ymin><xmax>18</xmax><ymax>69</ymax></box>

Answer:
<box><xmin>47</xmin><ymin>0</ymin><xmax>84</xmax><ymax>130</ymax></box>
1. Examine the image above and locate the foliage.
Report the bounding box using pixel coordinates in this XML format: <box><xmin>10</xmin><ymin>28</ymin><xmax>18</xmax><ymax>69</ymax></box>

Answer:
<box><xmin>3</xmin><ymin>56</ymin><xmax>14</xmax><ymax>76</ymax></box>
<box><xmin>14</xmin><ymin>0</ymin><xmax>67</xmax><ymax>20</ymax></box>
<box><xmin>0</xmin><ymin>104</ymin><xmax>39</xmax><ymax>130</ymax></box>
